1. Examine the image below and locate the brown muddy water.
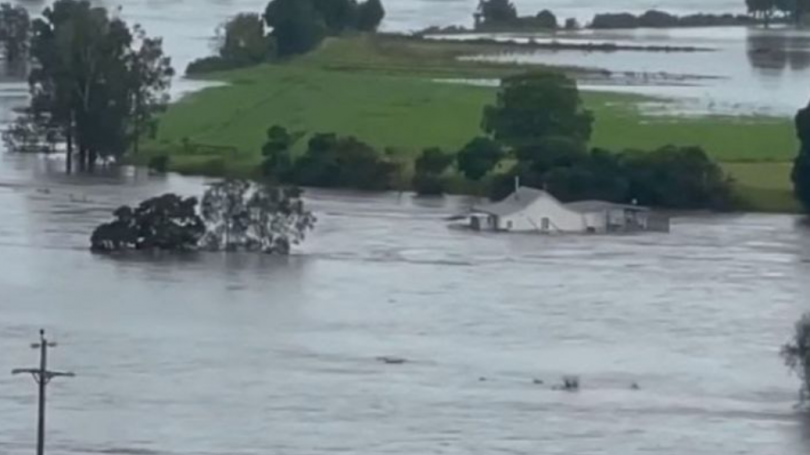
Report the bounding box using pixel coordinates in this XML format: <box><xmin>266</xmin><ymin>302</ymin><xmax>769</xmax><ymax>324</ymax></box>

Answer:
<box><xmin>1</xmin><ymin>1</ymin><xmax>810</xmax><ymax>454</ymax></box>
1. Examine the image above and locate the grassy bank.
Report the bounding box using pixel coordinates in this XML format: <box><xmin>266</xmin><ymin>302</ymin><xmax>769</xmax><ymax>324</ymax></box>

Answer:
<box><xmin>143</xmin><ymin>35</ymin><xmax>799</xmax><ymax>211</ymax></box>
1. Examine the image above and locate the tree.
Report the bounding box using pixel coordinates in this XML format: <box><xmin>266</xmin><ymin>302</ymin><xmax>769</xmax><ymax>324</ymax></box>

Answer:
<box><xmin>475</xmin><ymin>0</ymin><xmax>518</xmax><ymax>26</ymax></box>
<box><xmin>218</xmin><ymin>13</ymin><xmax>274</xmax><ymax>66</ymax></box>
<box><xmin>623</xmin><ymin>145</ymin><xmax>734</xmax><ymax>210</ymax></box>
<box><xmin>261</xmin><ymin>125</ymin><xmax>302</xmax><ymax>182</ymax></box>
<box><xmin>264</xmin><ymin>0</ymin><xmax>327</xmax><ymax>57</ymax></box>
<box><xmin>793</xmin><ymin>102</ymin><xmax>810</xmax><ymax>211</ymax></box>
<box><xmin>0</xmin><ymin>3</ymin><xmax>30</xmax><ymax>65</ymax></box>
<box><xmin>7</xmin><ymin>0</ymin><xmax>173</xmax><ymax>173</ymax></box>
<box><xmin>482</xmin><ymin>72</ymin><xmax>594</xmax><ymax>148</ymax></box>
<box><xmin>457</xmin><ymin>137</ymin><xmax>503</xmax><ymax>181</ymax></box>
<box><xmin>413</xmin><ymin>147</ymin><xmax>453</xmax><ymax>195</ymax></box>
<box><xmin>292</xmin><ymin>133</ymin><xmax>399</xmax><ymax>190</ymax></box>
<box><xmin>781</xmin><ymin>313</ymin><xmax>810</xmax><ymax>403</ymax></box>
<box><xmin>312</xmin><ymin>0</ymin><xmax>359</xmax><ymax>33</ymax></box>
<box><xmin>91</xmin><ymin>194</ymin><xmax>205</xmax><ymax>252</ymax></box>
<box><xmin>357</xmin><ymin>0</ymin><xmax>385</xmax><ymax>31</ymax></box>
<box><xmin>747</xmin><ymin>0</ymin><xmax>777</xmax><ymax>25</ymax></box>
<box><xmin>200</xmin><ymin>180</ymin><xmax>316</xmax><ymax>254</ymax></box>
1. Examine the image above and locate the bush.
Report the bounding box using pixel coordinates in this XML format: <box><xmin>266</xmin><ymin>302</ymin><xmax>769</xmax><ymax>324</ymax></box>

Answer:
<box><xmin>186</xmin><ymin>56</ymin><xmax>239</xmax><ymax>75</ymax></box>
<box><xmin>292</xmin><ymin>133</ymin><xmax>400</xmax><ymax>190</ymax></box>
<box><xmin>564</xmin><ymin>18</ymin><xmax>579</xmax><ymax>30</ymax></box>
<box><xmin>412</xmin><ymin>173</ymin><xmax>446</xmax><ymax>196</ymax></box>
<box><xmin>147</xmin><ymin>155</ymin><xmax>170</xmax><ymax>173</ymax></box>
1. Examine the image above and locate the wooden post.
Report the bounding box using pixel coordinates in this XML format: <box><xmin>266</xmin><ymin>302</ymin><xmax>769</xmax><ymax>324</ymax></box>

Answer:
<box><xmin>12</xmin><ymin>330</ymin><xmax>75</xmax><ymax>455</ymax></box>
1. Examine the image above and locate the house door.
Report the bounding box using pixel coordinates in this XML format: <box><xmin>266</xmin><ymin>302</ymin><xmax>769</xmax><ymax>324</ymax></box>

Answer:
<box><xmin>541</xmin><ymin>217</ymin><xmax>550</xmax><ymax>231</ymax></box>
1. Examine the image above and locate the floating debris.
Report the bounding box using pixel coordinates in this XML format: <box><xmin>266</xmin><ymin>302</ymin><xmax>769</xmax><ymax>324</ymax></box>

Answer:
<box><xmin>376</xmin><ymin>356</ymin><xmax>407</xmax><ymax>365</ymax></box>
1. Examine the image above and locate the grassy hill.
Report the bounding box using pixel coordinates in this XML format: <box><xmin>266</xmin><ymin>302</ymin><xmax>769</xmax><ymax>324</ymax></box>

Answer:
<box><xmin>143</xmin><ymin>35</ymin><xmax>799</xmax><ymax>212</ymax></box>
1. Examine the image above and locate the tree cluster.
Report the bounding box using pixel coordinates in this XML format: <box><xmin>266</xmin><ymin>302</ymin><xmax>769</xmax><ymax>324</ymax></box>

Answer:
<box><xmin>746</xmin><ymin>0</ymin><xmax>809</xmax><ymax>25</ymax></box>
<box><xmin>458</xmin><ymin>71</ymin><xmax>734</xmax><ymax>210</ymax></box>
<box><xmin>264</xmin><ymin>0</ymin><xmax>384</xmax><ymax>57</ymax></box>
<box><xmin>0</xmin><ymin>2</ymin><xmax>30</xmax><ymax>65</ymax></box>
<box><xmin>261</xmin><ymin>127</ymin><xmax>401</xmax><ymax>191</ymax></box>
<box><xmin>474</xmin><ymin>0</ymin><xmax>558</xmax><ymax>30</ymax></box>
<box><xmin>3</xmin><ymin>0</ymin><xmax>174</xmax><ymax>173</ymax></box>
<box><xmin>187</xmin><ymin>13</ymin><xmax>275</xmax><ymax>74</ymax></box>
<box><xmin>91</xmin><ymin>180</ymin><xmax>316</xmax><ymax>254</ymax></box>
<box><xmin>188</xmin><ymin>0</ymin><xmax>386</xmax><ymax>73</ymax></box>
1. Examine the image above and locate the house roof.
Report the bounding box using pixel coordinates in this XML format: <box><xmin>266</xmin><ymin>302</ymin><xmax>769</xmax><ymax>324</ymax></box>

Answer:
<box><xmin>565</xmin><ymin>200</ymin><xmax>649</xmax><ymax>213</ymax></box>
<box><xmin>472</xmin><ymin>186</ymin><xmax>549</xmax><ymax>217</ymax></box>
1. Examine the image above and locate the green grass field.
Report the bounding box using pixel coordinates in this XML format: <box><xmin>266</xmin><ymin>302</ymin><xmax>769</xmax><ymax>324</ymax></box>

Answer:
<box><xmin>145</xmin><ymin>35</ymin><xmax>800</xmax><ymax>211</ymax></box>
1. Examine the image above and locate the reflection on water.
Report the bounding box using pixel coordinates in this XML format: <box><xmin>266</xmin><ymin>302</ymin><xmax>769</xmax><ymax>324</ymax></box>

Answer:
<box><xmin>747</xmin><ymin>30</ymin><xmax>810</xmax><ymax>72</ymax></box>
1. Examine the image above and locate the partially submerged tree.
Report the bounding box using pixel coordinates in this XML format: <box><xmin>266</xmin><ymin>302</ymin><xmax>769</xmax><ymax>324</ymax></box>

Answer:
<box><xmin>91</xmin><ymin>194</ymin><xmax>205</xmax><ymax>252</ymax></box>
<box><xmin>0</xmin><ymin>3</ymin><xmax>30</xmax><ymax>65</ymax></box>
<box><xmin>200</xmin><ymin>180</ymin><xmax>316</xmax><ymax>254</ymax></box>
<box><xmin>6</xmin><ymin>0</ymin><xmax>174</xmax><ymax>172</ymax></box>
<box><xmin>782</xmin><ymin>313</ymin><xmax>810</xmax><ymax>403</ymax></box>
<box><xmin>91</xmin><ymin>179</ymin><xmax>316</xmax><ymax>254</ymax></box>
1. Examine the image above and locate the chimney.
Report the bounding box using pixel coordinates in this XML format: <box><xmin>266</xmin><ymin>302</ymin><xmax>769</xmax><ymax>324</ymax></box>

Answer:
<box><xmin>514</xmin><ymin>175</ymin><xmax>520</xmax><ymax>199</ymax></box>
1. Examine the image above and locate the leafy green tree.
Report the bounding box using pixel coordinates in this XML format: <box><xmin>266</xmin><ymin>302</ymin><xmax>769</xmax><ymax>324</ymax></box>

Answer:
<box><xmin>8</xmin><ymin>0</ymin><xmax>173</xmax><ymax>173</ymax></box>
<box><xmin>293</xmin><ymin>133</ymin><xmax>399</xmax><ymax>190</ymax></box>
<box><xmin>412</xmin><ymin>147</ymin><xmax>454</xmax><ymax>195</ymax></box>
<box><xmin>482</xmin><ymin>72</ymin><xmax>593</xmax><ymax>148</ymax></box>
<box><xmin>793</xmin><ymin>102</ymin><xmax>810</xmax><ymax>212</ymax></box>
<box><xmin>623</xmin><ymin>145</ymin><xmax>733</xmax><ymax>209</ymax></box>
<box><xmin>201</xmin><ymin>180</ymin><xmax>316</xmax><ymax>254</ymax></box>
<box><xmin>357</xmin><ymin>0</ymin><xmax>386</xmax><ymax>31</ymax></box>
<box><xmin>475</xmin><ymin>0</ymin><xmax>518</xmax><ymax>26</ymax></box>
<box><xmin>415</xmin><ymin>147</ymin><xmax>453</xmax><ymax>174</ymax></box>
<box><xmin>91</xmin><ymin>194</ymin><xmax>205</xmax><ymax>252</ymax></box>
<box><xmin>781</xmin><ymin>313</ymin><xmax>810</xmax><ymax>403</ymax></box>
<box><xmin>0</xmin><ymin>3</ymin><xmax>30</xmax><ymax>65</ymax></box>
<box><xmin>456</xmin><ymin>137</ymin><xmax>503</xmax><ymax>181</ymax></box>
<box><xmin>219</xmin><ymin>13</ymin><xmax>274</xmax><ymax>65</ymax></box>
<box><xmin>264</xmin><ymin>0</ymin><xmax>327</xmax><ymax>56</ymax></box>
<box><xmin>312</xmin><ymin>0</ymin><xmax>359</xmax><ymax>33</ymax></box>
<box><xmin>261</xmin><ymin>125</ymin><xmax>302</xmax><ymax>182</ymax></box>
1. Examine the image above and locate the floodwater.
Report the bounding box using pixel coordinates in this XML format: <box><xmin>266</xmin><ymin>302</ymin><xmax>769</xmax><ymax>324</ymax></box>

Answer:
<box><xmin>454</xmin><ymin>26</ymin><xmax>810</xmax><ymax>116</ymax></box>
<box><xmin>2</xmin><ymin>1</ymin><xmax>810</xmax><ymax>454</ymax></box>
<box><xmin>2</xmin><ymin>154</ymin><xmax>810</xmax><ymax>455</ymax></box>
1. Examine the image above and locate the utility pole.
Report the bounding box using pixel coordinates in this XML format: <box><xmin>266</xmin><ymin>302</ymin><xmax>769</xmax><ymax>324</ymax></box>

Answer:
<box><xmin>12</xmin><ymin>329</ymin><xmax>75</xmax><ymax>455</ymax></box>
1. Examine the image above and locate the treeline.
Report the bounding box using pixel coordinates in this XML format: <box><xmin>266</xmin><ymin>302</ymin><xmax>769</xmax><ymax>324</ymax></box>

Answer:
<box><xmin>0</xmin><ymin>0</ymin><xmax>174</xmax><ymax>173</ymax></box>
<box><xmin>472</xmin><ymin>0</ymin><xmax>806</xmax><ymax>31</ymax></box>
<box><xmin>187</xmin><ymin>0</ymin><xmax>385</xmax><ymax>74</ymax></box>
<box><xmin>248</xmin><ymin>71</ymin><xmax>735</xmax><ymax>211</ymax></box>
<box><xmin>746</xmin><ymin>0</ymin><xmax>810</xmax><ymax>25</ymax></box>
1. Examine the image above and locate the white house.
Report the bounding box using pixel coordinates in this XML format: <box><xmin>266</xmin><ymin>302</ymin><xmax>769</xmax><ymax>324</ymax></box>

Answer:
<box><xmin>458</xmin><ymin>186</ymin><xmax>668</xmax><ymax>234</ymax></box>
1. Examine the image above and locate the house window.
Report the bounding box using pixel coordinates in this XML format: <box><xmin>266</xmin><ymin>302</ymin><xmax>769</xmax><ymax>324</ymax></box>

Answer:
<box><xmin>506</xmin><ymin>220</ymin><xmax>513</xmax><ymax>230</ymax></box>
<box><xmin>541</xmin><ymin>217</ymin><xmax>550</xmax><ymax>231</ymax></box>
